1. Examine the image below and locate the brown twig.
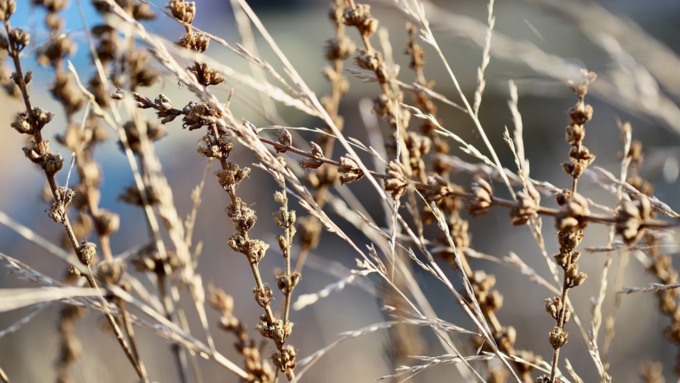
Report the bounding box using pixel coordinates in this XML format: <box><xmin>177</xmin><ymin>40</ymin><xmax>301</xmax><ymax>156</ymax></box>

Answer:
<box><xmin>1</xmin><ymin>7</ymin><xmax>146</xmax><ymax>380</ymax></box>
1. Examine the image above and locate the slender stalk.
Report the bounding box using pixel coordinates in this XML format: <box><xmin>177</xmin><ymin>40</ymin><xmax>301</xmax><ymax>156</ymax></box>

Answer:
<box><xmin>4</xmin><ymin>18</ymin><xmax>146</xmax><ymax>381</ymax></box>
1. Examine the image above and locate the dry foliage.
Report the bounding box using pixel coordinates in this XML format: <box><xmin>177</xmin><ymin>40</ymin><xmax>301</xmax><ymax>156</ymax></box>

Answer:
<box><xmin>0</xmin><ymin>0</ymin><xmax>678</xmax><ymax>382</ymax></box>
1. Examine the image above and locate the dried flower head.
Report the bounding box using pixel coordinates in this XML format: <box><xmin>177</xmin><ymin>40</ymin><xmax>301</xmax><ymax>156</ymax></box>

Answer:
<box><xmin>338</xmin><ymin>155</ymin><xmax>364</xmax><ymax>184</ymax></box>
<box><xmin>616</xmin><ymin>195</ymin><xmax>651</xmax><ymax>245</ymax></box>
<box><xmin>215</xmin><ymin>163</ymin><xmax>251</xmax><ymax>190</ymax></box>
<box><xmin>342</xmin><ymin>4</ymin><xmax>378</xmax><ymax>37</ymax></box>
<box><xmin>384</xmin><ymin>160</ymin><xmax>408</xmax><ymax>199</ymax></box>
<box><xmin>276</xmin><ymin>128</ymin><xmax>292</xmax><ymax>152</ymax></box>
<box><xmin>165</xmin><ymin>0</ymin><xmax>196</xmax><ymax>24</ymax></box>
<box><xmin>272</xmin><ymin>345</ymin><xmax>297</xmax><ymax>373</ymax></box>
<box><xmin>556</xmin><ymin>193</ymin><xmax>590</xmax><ymax>232</ymax></box>
<box><xmin>78</xmin><ymin>241</ymin><xmax>97</xmax><ymax>266</ymax></box>
<box><xmin>300</xmin><ymin>142</ymin><xmax>324</xmax><ymax>170</ymax></box>
<box><xmin>468</xmin><ymin>177</ymin><xmax>493</xmax><ymax>216</ymax></box>
<box><xmin>510</xmin><ymin>182</ymin><xmax>540</xmax><ymax>226</ymax></box>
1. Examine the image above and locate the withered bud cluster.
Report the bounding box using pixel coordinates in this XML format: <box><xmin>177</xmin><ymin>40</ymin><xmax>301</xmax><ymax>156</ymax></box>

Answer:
<box><xmin>132</xmin><ymin>91</ymin><xmax>226</xmax><ymax>135</ymax></box>
<box><xmin>273</xmin><ymin>191</ymin><xmax>296</xmax><ymax>231</ymax></box>
<box><xmin>544</xmin><ymin>74</ymin><xmax>597</xmax><ymax>371</ymax></box>
<box><xmin>165</xmin><ymin>0</ymin><xmax>195</xmax><ymax>24</ymax></box>
<box><xmin>198</xmin><ymin>133</ymin><xmax>233</xmax><ymax>160</ymax></box>
<box><xmin>373</xmin><ymin>84</ymin><xmax>410</xmax><ymax>130</ymax></box>
<box><xmin>55</xmin><ymin>299</ymin><xmax>83</xmax><ymax>381</ymax></box>
<box><xmin>188</xmin><ymin>62</ymin><xmax>225</xmax><ymax>87</ymax></box>
<box><xmin>626</xmin><ymin>140</ymin><xmax>654</xmax><ymax>196</ymax></box>
<box><xmin>303</xmin><ymin>165</ymin><xmax>338</xmax><ymax>191</ymax></box>
<box><xmin>273</xmin><ymin>190</ymin><xmax>301</xmax><ymax>295</ymax></box>
<box><xmin>6</xmin><ymin>27</ymin><xmax>29</xmax><ymax>51</ymax></box>
<box><xmin>342</xmin><ymin>4</ymin><xmax>378</xmax><ymax>38</ymax></box>
<box><xmin>468</xmin><ymin>266</ymin><xmax>539</xmax><ymax>381</ymax></box>
<box><xmin>549</xmin><ymin>326</ymin><xmax>569</xmax><ymax>350</ymax></box>
<box><xmin>546</xmin><ymin>211</ymin><xmax>587</xmax><ymax>350</ymax></box>
<box><xmin>119</xmin><ymin>183</ymin><xmax>161</xmax><ymax>207</ymax></box>
<box><xmin>422</xmin><ymin>175</ymin><xmax>453</xmax><ymax>203</ymax></box>
<box><xmin>471</xmin><ymin>270</ymin><xmax>504</xmax><ymax>314</ymax></box>
<box><xmin>276</xmin><ymin>269</ymin><xmax>301</xmax><ymax>295</ymax></box>
<box><xmin>297</xmin><ymin>216</ymin><xmax>322</xmax><ymax>251</ymax></box>
<box><xmin>227</xmin><ymin>233</ymin><xmax>269</xmax><ymax>263</ymax></box>
<box><xmin>92</xmin><ymin>0</ymin><xmax>155</xmax><ymax>21</ymax></box>
<box><xmin>405</xmin><ymin>23</ymin><xmax>425</xmax><ymax>72</ymax></box>
<box><xmin>420</xmin><ymin>176</ymin><xmax>470</xmax><ymax>260</ymax></box>
<box><xmin>556</xmin><ymin>193</ymin><xmax>590</xmax><ymax>233</ymax></box>
<box><xmin>300</xmin><ymin>142</ymin><xmax>324</xmax><ymax>170</ymax></box>
<box><xmin>176</xmin><ymin>31</ymin><xmax>210</xmax><ymax>53</ymax></box>
<box><xmin>384</xmin><ymin>160</ymin><xmax>408</xmax><ymax>199</ymax></box>
<box><xmin>133</xmin><ymin>92</ymin><xmax>181</xmax><ymax>124</ymax></box>
<box><xmin>78</xmin><ymin>240</ymin><xmax>97</xmax><ymax>266</ymax></box>
<box><xmin>545</xmin><ymin>296</ymin><xmax>571</xmax><ymax>326</ymax></box>
<box><xmin>342</xmin><ymin>1</ymin><xmax>409</xmax><ymax>135</ymax></box>
<box><xmin>611</xmin><ymin>135</ymin><xmax>653</xmax><ymax>246</ymax></box>
<box><xmin>468</xmin><ymin>177</ymin><xmax>493</xmax><ymax>216</ymax></box>
<box><xmin>121</xmin><ymin>120</ymin><xmax>167</xmax><ymax>154</ymax></box>
<box><xmin>209</xmin><ymin>287</ymin><xmax>275</xmax><ymax>383</ymax></box>
<box><xmin>338</xmin><ymin>155</ymin><xmax>364</xmax><ymax>184</ymax></box>
<box><xmin>256</xmin><ymin>316</ymin><xmax>295</xmax><ymax>368</ymax></box>
<box><xmin>325</xmin><ymin>34</ymin><xmax>355</xmax><ymax>62</ymax></box>
<box><xmin>32</xmin><ymin>0</ymin><xmax>85</xmax><ymax>119</ymax></box>
<box><xmin>96</xmin><ymin>260</ymin><xmax>126</xmax><ymax>285</ymax></box>
<box><xmin>48</xmin><ymin>186</ymin><xmax>74</xmax><ymax>224</ymax></box>
<box><xmin>131</xmin><ymin>244</ymin><xmax>181</xmax><ymax>275</ymax></box>
<box><xmin>21</xmin><ymin>136</ymin><xmax>70</xmax><ymax>182</ymax></box>
<box><xmin>215</xmin><ymin>162</ymin><xmax>250</xmax><ymax>191</ymax></box>
<box><xmin>56</xmin><ymin>116</ymin><xmax>107</xmax><ymax>154</ymax></box>
<box><xmin>385</xmin><ymin>131</ymin><xmax>431</xmax><ymax>182</ymax></box>
<box><xmin>166</xmin><ymin>0</ymin><xmax>224</xmax><ymax>87</ymax></box>
<box><xmin>317</xmin><ymin>0</ymin><xmax>353</xmax><ymax>153</ymax></box>
<box><xmin>562</xmin><ymin>70</ymin><xmax>597</xmax><ymax>180</ymax></box>
<box><xmin>276</xmin><ymin>128</ymin><xmax>293</xmax><ymax>152</ymax></box>
<box><xmin>616</xmin><ymin>195</ymin><xmax>651</xmax><ymax>245</ymax></box>
<box><xmin>92</xmin><ymin>209</ymin><xmax>120</xmax><ymax>237</ymax></box>
<box><xmin>272</xmin><ymin>345</ymin><xmax>297</xmax><ymax>374</ymax></box>
<box><xmin>89</xmin><ymin>1</ymin><xmax>159</xmax><ymax>108</ymax></box>
<box><xmin>510</xmin><ymin>182</ymin><xmax>540</xmax><ymax>226</ymax></box>
<box><xmin>253</xmin><ymin>285</ymin><xmax>274</xmax><ymax>308</ymax></box>
<box><xmin>221</xmin><ymin>170</ymin><xmax>270</xmax><ymax>266</ymax></box>
<box><xmin>182</xmin><ymin>101</ymin><xmax>224</xmax><ymax>131</ymax></box>
<box><xmin>405</xmin><ymin>23</ymin><xmax>446</xmax><ymax>153</ymax></box>
<box><xmin>12</xmin><ymin>107</ymin><xmax>52</xmax><ymax>135</ymax></box>
<box><xmin>0</xmin><ymin>0</ymin><xmax>15</xmax><ymax>22</ymax></box>
<box><xmin>623</xmin><ymin>139</ymin><xmax>680</xmax><ymax>374</ymax></box>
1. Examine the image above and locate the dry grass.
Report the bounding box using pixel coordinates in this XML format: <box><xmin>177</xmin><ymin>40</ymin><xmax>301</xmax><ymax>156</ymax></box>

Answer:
<box><xmin>0</xmin><ymin>0</ymin><xmax>678</xmax><ymax>382</ymax></box>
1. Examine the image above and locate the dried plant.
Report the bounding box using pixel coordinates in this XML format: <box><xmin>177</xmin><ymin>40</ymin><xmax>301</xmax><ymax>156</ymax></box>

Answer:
<box><xmin>0</xmin><ymin>1</ymin><xmax>679</xmax><ymax>383</ymax></box>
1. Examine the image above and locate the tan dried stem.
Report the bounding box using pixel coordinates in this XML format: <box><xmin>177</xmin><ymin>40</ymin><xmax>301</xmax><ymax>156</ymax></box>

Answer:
<box><xmin>548</xmin><ymin>70</ymin><xmax>597</xmax><ymax>383</ymax></box>
<box><xmin>2</xmin><ymin>8</ymin><xmax>145</xmax><ymax>380</ymax></box>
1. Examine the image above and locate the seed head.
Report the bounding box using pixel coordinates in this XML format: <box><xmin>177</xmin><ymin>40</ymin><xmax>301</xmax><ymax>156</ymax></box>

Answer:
<box><xmin>165</xmin><ymin>0</ymin><xmax>195</xmax><ymax>24</ymax></box>
<box><xmin>43</xmin><ymin>152</ymin><xmax>63</xmax><ymax>175</ymax></box>
<box><xmin>616</xmin><ymin>195</ymin><xmax>651</xmax><ymax>245</ymax></box>
<box><xmin>272</xmin><ymin>345</ymin><xmax>297</xmax><ymax>373</ymax></box>
<box><xmin>276</xmin><ymin>128</ymin><xmax>292</xmax><ymax>152</ymax></box>
<box><xmin>78</xmin><ymin>241</ymin><xmax>97</xmax><ymax>266</ymax></box>
<box><xmin>468</xmin><ymin>177</ymin><xmax>493</xmax><ymax>216</ymax></box>
<box><xmin>510</xmin><ymin>182</ymin><xmax>540</xmax><ymax>226</ymax></box>
<box><xmin>384</xmin><ymin>160</ymin><xmax>408</xmax><ymax>199</ymax></box>
<box><xmin>549</xmin><ymin>326</ymin><xmax>568</xmax><ymax>349</ymax></box>
<box><xmin>556</xmin><ymin>193</ymin><xmax>590</xmax><ymax>232</ymax></box>
<box><xmin>300</xmin><ymin>142</ymin><xmax>324</xmax><ymax>170</ymax></box>
<box><xmin>338</xmin><ymin>155</ymin><xmax>364</xmax><ymax>184</ymax></box>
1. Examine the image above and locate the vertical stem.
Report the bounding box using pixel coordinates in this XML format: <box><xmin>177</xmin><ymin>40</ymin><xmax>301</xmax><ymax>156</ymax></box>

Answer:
<box><xmin>4</xmin><ymin>18</ymin><xmax>146</xmax><ymax>381</ymax></box>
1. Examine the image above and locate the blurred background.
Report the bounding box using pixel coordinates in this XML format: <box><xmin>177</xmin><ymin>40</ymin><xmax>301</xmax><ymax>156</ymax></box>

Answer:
<box><xmin>1</xmin><ymin>0</ymin><xmax>679</xmax><ymax>382</ymax></box>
